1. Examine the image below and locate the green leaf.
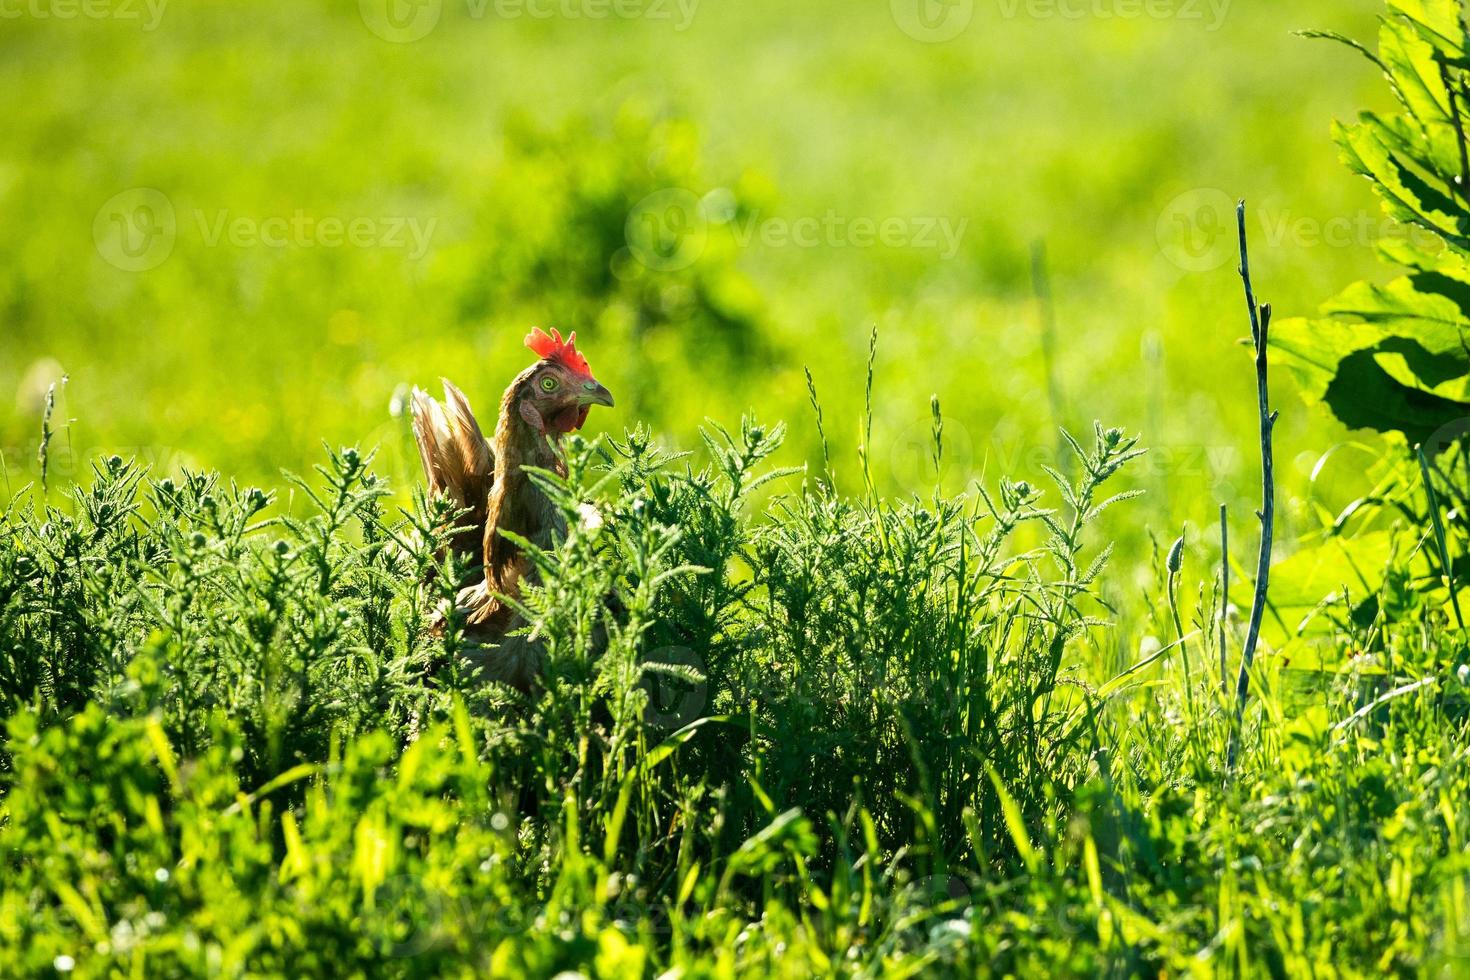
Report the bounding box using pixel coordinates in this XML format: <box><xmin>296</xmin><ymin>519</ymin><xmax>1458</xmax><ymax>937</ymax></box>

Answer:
<box><xmin>1378</xmin><ymin>8</ymin><xmax>1453</xmax><ymax>122</ymax></box>
<box><xmin>1272</xmin><ymin>267</ymin><xmax>1470</xmax><ymax>446</ymax></box>
<box><xmin>1335</xmin><ymin>119</ymin><xmax>1470</xmax><ymax>250</ymax></box>
<box><xmin>1389</xmin><ymin>0</ymin><xmax>1467</xmax><ymax>60</ymax></box>
<box><xmin>1279</xmin><ymin>341</ymin><xmax>1470</xmax><ymax>447</ymax></box>
<box><xmin>1228</xmin><ymin>531</ymin><xmax>1396</xmax><ymax>645</ymax></box>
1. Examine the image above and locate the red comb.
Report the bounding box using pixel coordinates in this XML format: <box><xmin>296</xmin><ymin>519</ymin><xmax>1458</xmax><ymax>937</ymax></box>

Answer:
<box><xmin>525</xmin><ymin>327</ymin><xmax>592</xmax><ymax>376</ymax></box>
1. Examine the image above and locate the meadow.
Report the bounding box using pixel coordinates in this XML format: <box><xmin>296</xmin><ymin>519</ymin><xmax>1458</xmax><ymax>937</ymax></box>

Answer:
<box><xmin>5</xmin><ymin>0</ymin><xmax>1470</xmax><ymax>975</ymax></box>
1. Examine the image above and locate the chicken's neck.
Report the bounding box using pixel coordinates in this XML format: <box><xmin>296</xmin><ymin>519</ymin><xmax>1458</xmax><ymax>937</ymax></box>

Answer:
<box><xmin>483</xmin><ymin>382</ymin><xmax>567</xmax><ymax>596</ymax></box>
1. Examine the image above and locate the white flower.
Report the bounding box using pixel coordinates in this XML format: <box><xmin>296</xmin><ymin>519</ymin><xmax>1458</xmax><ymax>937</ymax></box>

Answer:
<box><xmin>577</xmin><ymin>502</ymin><xmax>604</xmax><ymax>533</ymax></box>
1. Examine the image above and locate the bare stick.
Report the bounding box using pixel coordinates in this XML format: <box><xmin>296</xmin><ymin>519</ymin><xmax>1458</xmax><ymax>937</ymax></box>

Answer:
<box><xmin>1219</xmin><ymin>502</ymin><xmax>1229</xmax><ymax>693</ymax></box>
<box><xmin>1228</xmin><ymin>201</ymin><xmax>1278</xmax><ymax>771</ymax></box>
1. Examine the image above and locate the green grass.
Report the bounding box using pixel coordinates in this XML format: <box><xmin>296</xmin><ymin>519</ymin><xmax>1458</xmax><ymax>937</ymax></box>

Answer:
<box><xmin>5</xmin><ymin>0</ymin><xmax>1470</xmax><ymax>976</ymax></box>
<box><xmin>3</xmin><ymin>411</ymin><xmax>1468</xmax><ymax>976</ymax></box>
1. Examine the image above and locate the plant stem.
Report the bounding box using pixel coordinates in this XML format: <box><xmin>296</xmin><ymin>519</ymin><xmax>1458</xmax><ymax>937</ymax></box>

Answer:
<box><xmin>1228</xmin><ymin>201</ymin><xmax>1278</xmax><ymax>772</ymax></box>
<box><xmin>1167</xmin><ymin>530</ymin><xmax>1195</xmax><ymax>721</ymax></box>
<box><xmin>861</xmin><ymin>325</ymin><xmax>878</xmax><ymax>505</ymax></box>
<box><xmin>1219</xmin><ymin>502</ymin><xmax>1229</xmax><ymax>694</ymax></box>
<box><xmin>804</xmin><ymin>367</ymin><xmax>832</xmax><ymax>487</ymax></box>
<box><xmin>1417</xmin><ymin>444</ymin><xmax>1466</xmax><ymax>631</ymax></box>
<box><xmin>37</xmin><ymin>378</ymin><xmax>63</xmax><ymax>501</ymax></box>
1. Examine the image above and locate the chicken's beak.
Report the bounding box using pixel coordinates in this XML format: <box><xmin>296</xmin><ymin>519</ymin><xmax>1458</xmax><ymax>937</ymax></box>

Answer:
<box><xmin>577</xmin><ymin>381</ymin><xmax>615</xmax><ymax>408</ymax></box>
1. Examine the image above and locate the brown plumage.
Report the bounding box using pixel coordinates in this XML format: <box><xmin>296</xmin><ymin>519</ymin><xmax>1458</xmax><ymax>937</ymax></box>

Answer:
<box><xmin>411</xmin><ymin>379</ymin><xmax>494</xmax><ymax>568</ymax></box>
<box><xmin>411</xmin><ymin>329</ymin><xmax>614</xmax><ymax>690</ymax></box>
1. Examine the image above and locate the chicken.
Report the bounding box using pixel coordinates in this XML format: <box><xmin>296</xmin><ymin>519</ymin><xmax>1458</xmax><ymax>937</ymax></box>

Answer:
<box><xmin>411</xmin><ymin>328</ymin><xmax>615</xmax><ymax>690</ymax></box>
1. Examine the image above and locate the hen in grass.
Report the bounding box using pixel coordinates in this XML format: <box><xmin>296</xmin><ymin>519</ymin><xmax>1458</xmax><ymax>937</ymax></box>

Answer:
<box><xmin>411</xmin><ymin>328</ymin><xmax>615</xmax><ymax>690</ymax></box>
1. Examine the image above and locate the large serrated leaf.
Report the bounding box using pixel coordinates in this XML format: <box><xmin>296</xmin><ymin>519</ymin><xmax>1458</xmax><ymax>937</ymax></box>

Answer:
<box><xmin>1299</xmin><ymin>12</ymin><xmax>1470</xmax><ymax>452</ymax></box>
<box><xmin>1336</xmin><ymin>120</ymin><xmax>1470</xmax><ymax>250</ymax></box>
<box><xmin>1379</xmin><ymin>11</ymin><xmax>1453</xmax><ymax>121</ymax></box>
<box><xmin>1324</xmin><ymin>272</ymin><xmax>1470</xmax><ymax>347</ymax></box>
<box><xmin>1363</xmin><ymin>111</ymin><xmax>1463</xmax><ymax>196</ymax></box>
<box><xmin>1272</xmin><ymin>314</ymin><xmax>1470</xmax><ymax>446</ymax></box>
<box><xmin>1389</xmin><ymin>0</ymin><xmax>1467</xmax><ymax>58</ymax></box>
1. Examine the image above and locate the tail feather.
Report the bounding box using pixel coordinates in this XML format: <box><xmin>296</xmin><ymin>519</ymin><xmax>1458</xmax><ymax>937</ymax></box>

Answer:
<box><xmin>411</xmin><ymin>379</ymin><xmax>495</xmax><ymax>567</ymax></box>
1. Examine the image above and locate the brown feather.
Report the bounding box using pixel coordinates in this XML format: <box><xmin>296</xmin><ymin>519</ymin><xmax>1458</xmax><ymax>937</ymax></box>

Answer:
<box><xmin>411</xmin><ymin>380</ymin><xmax>495</xmax><ymax>567</ymax></box>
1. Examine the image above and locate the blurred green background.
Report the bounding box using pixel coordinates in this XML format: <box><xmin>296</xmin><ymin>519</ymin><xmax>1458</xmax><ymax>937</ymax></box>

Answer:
<box><xmin>1</xmin><ymin>0</ymin><xmax>1390</xmax><ymax>556</ymax></box>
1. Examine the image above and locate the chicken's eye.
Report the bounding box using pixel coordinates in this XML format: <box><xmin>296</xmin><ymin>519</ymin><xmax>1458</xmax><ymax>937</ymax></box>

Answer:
<box><xmin>539</xmin><ymin>376</ymin><xmax>559</xmax><ymax>392</ymax></box>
